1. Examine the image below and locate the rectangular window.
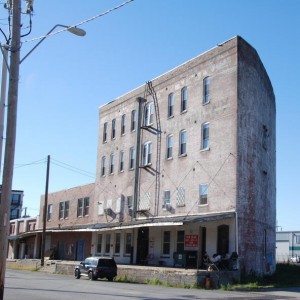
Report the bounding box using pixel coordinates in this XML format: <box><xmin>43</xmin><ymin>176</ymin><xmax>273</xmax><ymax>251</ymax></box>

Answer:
<box><xmin>103</xmin><ymin>122</ymin><xmax>108</xmax><ymax>143</ymax></box>
<box><xmin>110</xmin><ymin>154</ymin><xmax>115</xmax><ymax>174</ymax></box>
<box><xmin>129</xmin><ymin>147</ymin><xmax>135</xmax><ymax>170</ymax></box>
<box><xmin>47</xmin><ymin>204</ymin><xmax>52</xmax><ymax>221</ymax></box>
<box><xmin>65</xmin><ymin>201</ymin><xmax>69</xmax><ymax>218</ymax></box>
<box><xmin>177</xmin><ymin>230</ymin><xmax>185</xmax><ymax>253</ymax></box>
<box><xmin>142</xmin><ymin>142</ymin><xmax>152</xmax><ymax>166</ymax></box>
<box><xmin>166</xmin><ymin>135</ymin><xmax>173</xmax><ymax>159</ymax></box>
<box><xmin>168</xmin><ymin>93</ymin><xmax>174</xmax><ymax>117</ymax></box>
<box><xmin>181</xmin><ymin>87</ymin><xmax>188</xmax><ymax>112</ymax></box>
<box><xmin>199</xmin><ymin>184</ymin><xmax>208</xmax><ymax>205</ymax></box>
<box><xmin>203</xmin><ymin>77</ymin><xmax>210</xmax><ymax>104</ymax></box>
<box><xmin>125</xmin><ymin>233</ymin><xmax>132</xmax><ymax>254</ymax></box>
<box><xmin>121</xmin><ymin>114</ymin><xmax>126</xmax><ymax>135</ymax></box>
<box><xmin>162</xmin><ymin>191</ymin><xmax>170</xmax><ymax>209</ymax></box>
<box><xmin>119</xmin><ymin>150</ymin><xmax>124</xmax><ymax>172</ymax></box>
<box><xmin>97</xmin><ymin>234</ymin><xmax>102</xmax><ymax>253</ymax></box>
<box><xmin>101</xmin><ymin>156</ymin><xmax>106</xmax><ymax>176</ymax></box>
<box><xmin>179</xmin><ymin>130</ymin><xmax>187</xmax><ymax>155</ymax></box>
<box><xmin>77</xmin><ymin>198</ymin><xmax>83</xmax><ymax>217</ymax></box>
<box><xmin>144</xmin><ymin>102</ymin><xmax>154</xmax><ymax>126</ymax></box>
<box><xmin>131</xmin><ymin>110</ymin><xmax>136</xmax><ymax>131</ymax></box>
<box><xmin>59</xmin><ymin>201</ymin><xmax>69</xmax><ymax>219</ymax></box>
<box><xmin>105</xmin><ymin>234</ymin><xmax>111</xmax><ymax>253</ymax></box>
<box><xmin>163</xmin><ymin>231</ymin><xmax>171</xmax><ymax>255</ymax></box>
<box><xmin>77</xmin><ymin>198</ymin><xmax>89</xmax><ymax>217</ymax></box>
<box><xmin>59</xmin><ymin>202</ymin><xmax>65</xmax><ymax>219</ymax></box>
<box><xmin>111</xmin><ymin>119</ymin><xmax>116</xmax><ymax>139</ymax></box>
<box><xmin>201</xmin><ymin>123</ymin><xmax>209</xmax><ymax>149</ymax></box>
<box><xmin>176</xmin><ymin>187</ymin><xmax>185</xmax><ymax>207</ymax></box>
<box><xmin>115</xmin><ymin>233</ymin><xmax>121</xmax><ymax>254</ymax></box>
<box><xmin>84</xmin><ymin>197</ymin><xmax>90</xmax><ymax>215</ymax></box>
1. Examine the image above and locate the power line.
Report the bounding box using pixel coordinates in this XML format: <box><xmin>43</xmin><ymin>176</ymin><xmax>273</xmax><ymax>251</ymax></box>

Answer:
<box><xmin>22</xmin><ymin>0</ymin><xmax>135</xmax><ymax>43</ymax></box>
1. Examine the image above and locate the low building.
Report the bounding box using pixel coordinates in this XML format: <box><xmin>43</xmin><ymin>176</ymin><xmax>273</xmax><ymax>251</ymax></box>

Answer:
<box><xmin>8</xmin><ymin>216</ymin><xmax>39</xmax><ymax>259</ymax></box>
<box><xmin>276</xmin><ymin>231</ymin><xmax>300</xmax><ymax>262</ymax></box>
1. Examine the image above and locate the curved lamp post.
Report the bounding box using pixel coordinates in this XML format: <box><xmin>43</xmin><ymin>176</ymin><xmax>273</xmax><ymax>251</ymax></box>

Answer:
<box><xmin>20</xmin><ymin>24</ymin><xmax>86</xmax><ymax>64</ymax></box>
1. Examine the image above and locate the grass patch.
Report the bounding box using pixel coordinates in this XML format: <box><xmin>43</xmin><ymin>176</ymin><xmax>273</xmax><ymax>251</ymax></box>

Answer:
<box><xmin>221</xmin><ymin>263</ymin><xmax>300</xmax><ymax>291</ymax></box>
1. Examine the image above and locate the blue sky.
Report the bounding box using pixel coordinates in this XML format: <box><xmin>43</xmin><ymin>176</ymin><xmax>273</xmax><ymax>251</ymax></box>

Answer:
<box><xmin>0</xmin><ymin>0</ymin><xmax>299</xmax><ymax>230</ymax></box>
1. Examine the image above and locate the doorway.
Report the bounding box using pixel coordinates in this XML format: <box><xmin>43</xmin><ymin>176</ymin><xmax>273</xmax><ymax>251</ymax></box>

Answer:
<box><xmin>136</xmin><ymin>227</ymin><xmax>149</xmax><ymax>264</ymax></box>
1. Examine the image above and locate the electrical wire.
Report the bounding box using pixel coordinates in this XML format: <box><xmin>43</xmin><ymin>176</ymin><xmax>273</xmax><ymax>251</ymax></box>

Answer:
<box><xmin>22</xmin><ymin>0</ymin><xmax>135</xmax><ymax>43</ymax></box>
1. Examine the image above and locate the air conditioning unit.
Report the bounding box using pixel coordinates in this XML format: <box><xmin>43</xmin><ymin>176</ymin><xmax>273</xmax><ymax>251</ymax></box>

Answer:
<box><xmin>104</xmin><ymin>208</ymin><xmax>113</xmax><ymax>216</ymax></box>
<box><xmin>165</xmin><ymin>203</ymin><xmax>172</xmax><ymax>211</ymax></box>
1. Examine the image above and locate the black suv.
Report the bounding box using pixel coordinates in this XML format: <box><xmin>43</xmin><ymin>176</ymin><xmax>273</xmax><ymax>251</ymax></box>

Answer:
<box><xmin>74</xmin><ymin>256</ymin><xmax>117</xmax><ymax>281</ymax></box>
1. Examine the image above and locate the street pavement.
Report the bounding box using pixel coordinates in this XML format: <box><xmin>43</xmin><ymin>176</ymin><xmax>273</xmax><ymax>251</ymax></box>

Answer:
<box><xmin>4</xmin><ymin>269</ymin><xmax>300</xmax><ymax>300</ymax></box>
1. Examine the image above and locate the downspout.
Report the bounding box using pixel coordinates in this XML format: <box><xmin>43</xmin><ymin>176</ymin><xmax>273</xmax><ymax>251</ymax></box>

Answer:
<box><xmin>133</xmin><ymin>97</ymin><xmax>146</xmax><ymax>219</ymax></box>
<box><xmin>235</xmin><ymin>211</ymin><xmax>239</xmax><ymax>253</ymax></box>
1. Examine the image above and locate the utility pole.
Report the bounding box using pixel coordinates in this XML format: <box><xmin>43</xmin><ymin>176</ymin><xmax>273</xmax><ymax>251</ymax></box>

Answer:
<box><xmin>0</xmin><ymin>0</ymin><xmax>21</xmax><ymax>299</ymax></box>
<box><xmin>41</xmin><ymin>155</ymin><xmax>50</xmax><ymax>267</ymax></box>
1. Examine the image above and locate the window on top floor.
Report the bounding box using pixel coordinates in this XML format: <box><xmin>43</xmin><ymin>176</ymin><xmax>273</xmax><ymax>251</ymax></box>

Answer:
<box><xmin>121</xmin><ymin>114</ymin><xmax>126</xmax><ymax>135</ymax></box>
<box><xmin>103</xmin><ymin>122</ymin><xmax>108</xmax><ymax>143</ymax></box>
<box><xmin>168</xmin><ymin>93</ymin><xmax>174</xmax><ymax>118</ymax></box>
<box><xmin>142</xmin><ymin>141</ymin><xmax>152</xmax><ymax>166</ymax></box>
<box><xmin>181</xmin><ymin>87</ymin><xmax>188</xmax><ymax>112</ymax></box>
<box><xmin>77</xmin><ymin>197</ymin><xmax>90</xmax><ymax>217</ymax></box>
<box><xmin>179</xmin><ymin>130</ymin><xmax>187</xmax><ymax>156</ymax></box>
<box><xmin>111</xmin><ymin>119</ymin><xmax>116</xmax><ymax>139</ymax></box>
<box><xmin>47</xmin><ymin>204</ymin><xmax>52</xmax><ymax>221</ymax></box>
<box><xmin>59</xmin><ymin>201</ymin><xmax>69</xmax><ymax>219</ymax></box>
<box><xmin>203</xmin><ymin>76</ymin><xmax>210</xmax><ymax>104</ymax></box>
<box><xmin>131</xmin><ymin>110</ymin><xmax>136</xmax><ymax>131</ymax></box>
<box><xmin>144</xmin><ymin>102</ymin><xmax>154</xmax><ymax>126</ymax></box>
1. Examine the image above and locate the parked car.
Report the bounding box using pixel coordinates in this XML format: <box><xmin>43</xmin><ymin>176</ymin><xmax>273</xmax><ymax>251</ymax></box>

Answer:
<box><xmin>74</xmin><ymin>256</ymin><xmax>117</xmax><ymax>281</ymax></box>
<box><xmin>290</xmin><ymin>255</ymin><xmax>300</xmax><ymax>263</ymax></box>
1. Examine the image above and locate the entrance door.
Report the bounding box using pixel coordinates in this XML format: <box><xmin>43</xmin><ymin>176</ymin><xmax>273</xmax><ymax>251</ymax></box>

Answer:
<box><xmin>217</xmin><ymin>225</ymin><xmax>229</xmax><ymax>256</ymax></box>
<box><xmin>76</xmin><ymin>240</ymin><xmax>85</xmax><ymax>261</ymax></box>
<box><xmin>136</xmin><ymin>227</ymin><xmax>149</xmax><ymax>265</ymax></box>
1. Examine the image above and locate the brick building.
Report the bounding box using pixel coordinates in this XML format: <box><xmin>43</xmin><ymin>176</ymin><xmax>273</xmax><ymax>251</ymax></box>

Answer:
<box><xmin>10</xmin><ymin>36</ymin><xmax>275</xmax><ymax>276</ymax></box>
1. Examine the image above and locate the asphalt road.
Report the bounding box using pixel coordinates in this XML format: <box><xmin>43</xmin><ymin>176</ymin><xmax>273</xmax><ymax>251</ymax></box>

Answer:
<box><xmin>4</xmin><ymin>269</ymin><xmax>300</xmax><ymax>300</ymax></box>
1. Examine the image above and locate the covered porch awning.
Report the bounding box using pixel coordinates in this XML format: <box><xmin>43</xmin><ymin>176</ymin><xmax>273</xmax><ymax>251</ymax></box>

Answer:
<box><xmin>39</xmin><ymin>211</ymin><xmax>236</xmax><ymax>233</ymax></box>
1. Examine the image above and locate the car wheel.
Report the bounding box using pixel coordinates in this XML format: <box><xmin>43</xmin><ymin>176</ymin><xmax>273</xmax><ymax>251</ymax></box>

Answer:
<box><xmin>88</xmin><ymin>271</ymin><xmax>96</xmax><ymax>280</ymax></box>
<box><xmin>75</xmin><ymin>269</ymin><xmax>81</xmax><ymax>279</ymax></box>
<box><xmin>107</xmin><ymin>277</ymin><xmax>114</xmax><ymax>282</ymax></box>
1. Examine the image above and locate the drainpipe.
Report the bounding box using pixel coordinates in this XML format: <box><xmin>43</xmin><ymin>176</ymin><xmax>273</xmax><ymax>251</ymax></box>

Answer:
<box><xmin>133</xmin><ymin>97</ymin><xmax>146</xmax><ymax>219</ymax></box>
<box><xmin>235</xmin><ymin>211</ymin><xmax>239</xmax><ymax>253</ymax></box>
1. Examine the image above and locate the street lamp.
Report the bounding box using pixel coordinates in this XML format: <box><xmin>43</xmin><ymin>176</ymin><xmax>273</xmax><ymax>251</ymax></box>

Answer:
<box><xmin>20</xmin><ymin>24</ymin><xmax>86</xmax><ymax>64</ymax></box>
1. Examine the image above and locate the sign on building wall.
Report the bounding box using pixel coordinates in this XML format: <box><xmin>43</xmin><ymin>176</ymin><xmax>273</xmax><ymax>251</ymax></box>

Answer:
<box><xmin>184</xmin><ymin>235</ymin><xmax>198</xmax><ymax>249</ymax></box>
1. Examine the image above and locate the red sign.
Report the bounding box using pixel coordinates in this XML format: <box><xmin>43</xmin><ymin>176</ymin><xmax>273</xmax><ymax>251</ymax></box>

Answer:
<box><xmin>184</xmin><ymin>235</ymin><xmax>198</xmax><ymax>248</ymax></box>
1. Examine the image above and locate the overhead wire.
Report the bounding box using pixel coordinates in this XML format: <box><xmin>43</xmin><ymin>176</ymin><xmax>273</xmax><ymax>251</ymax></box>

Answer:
<box><xmin>22</xmin><ymin>0</ymin><xmax>135</xmax><ymax>44</ymax></box>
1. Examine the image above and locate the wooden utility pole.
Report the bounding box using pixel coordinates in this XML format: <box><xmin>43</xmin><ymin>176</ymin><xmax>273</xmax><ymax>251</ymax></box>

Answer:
<box><xmin>0</xmin><ymin>0</ymin><xmax>21</xmax><ymax>299</ymax></box>
<box><xmin>41</xmin><ymin>155</ymin><xmax>50</xmax><ymax>267</ymax></box>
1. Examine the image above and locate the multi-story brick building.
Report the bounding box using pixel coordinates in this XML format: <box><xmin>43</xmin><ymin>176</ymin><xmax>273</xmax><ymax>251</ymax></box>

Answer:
<box><xmin>11</xmin><ymin>36</ymin><xmax>275</xmax><ymax>276</ymax></box>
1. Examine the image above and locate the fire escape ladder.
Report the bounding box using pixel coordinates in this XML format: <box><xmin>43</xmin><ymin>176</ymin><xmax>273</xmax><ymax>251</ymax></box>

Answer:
<box><xmin>145</xmin><ymin>81</ymin><xmax>161</xmax><ymax>217</ymax></box>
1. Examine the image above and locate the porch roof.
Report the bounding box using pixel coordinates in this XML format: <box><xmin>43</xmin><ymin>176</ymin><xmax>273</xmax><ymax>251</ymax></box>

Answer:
<box><xmin>43</xmin><ymin>211</ymin><xmax>236</xmax><ymax>233</ymax></box>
